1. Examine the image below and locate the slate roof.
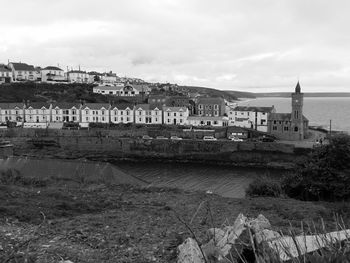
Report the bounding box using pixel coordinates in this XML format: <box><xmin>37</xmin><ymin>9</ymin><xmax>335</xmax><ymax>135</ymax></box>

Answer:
<box><xmin>0</xmin><ymin>65</ymin><xmax>11</xmax><ymax>72</ymax></box>
<box><xmin>163</xmin><ymin>107</ymin><xmax>188</xmax><ymax>112</ymax></box>
<box><xmin>197</xmin><ymin>97</ymin><xmax>224</xmax><ymax>104</ymax></box>
<box><xmin>26</xmin><ymin>102</ymin><xmax>51</xmax><ymax>109</ymax></box>
<box><xmin>10</xmin><ymin>62</ymin><xmax>35</xmax><ymax>71</ymax></box>
<box><xmin>43</xmin><ymin>66</ymin><xmax>63</xmax><ymax>71</ymax></box>
<box><xmin>0</xmin><ymin>103</ymin><xmax>25</xmax><ymax>109</ymax></box>
<box><xmin>52</xmin><ymin>103</ymin><xmax>82</xmax><ymax>109</ymax></box>
<box><xmin>269</xmin><ymin>113</ymin><xmax>308</xmax><ymax>122</ymax></box>
<box><xmin>81</xmin><ymin>103</ymin><xmax>111</xmax><ymax>110</ymax></box>
<box><xmin>67</xmin><ymin>70</ymin><xmax>87</xmax><ymax>74</ymax></box>
<box><xmin>234</xmin><ymin>106</ymin><xmax>275</xmax><ymax>113</ymax></box>
<box><xmin>111</xmin><ymin>103</ymin><xmax>134</xmax><ymax>110</ymax></box>
<box><xmin>187</xmin><ymin>116</ymin><xmax>229</xmax><ymax>121</ymax></box>
<box><xmin>135</xmin><ymin>104</ymin><xmax>162</xmax><ymax>111</ymax></box>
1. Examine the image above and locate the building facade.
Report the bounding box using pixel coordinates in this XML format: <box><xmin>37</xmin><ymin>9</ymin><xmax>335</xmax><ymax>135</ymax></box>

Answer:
<box><xmin>186</xmin><ymin>116</ymin><xmax>229</xmax><ymax>127</ymax></box>
<box><xmin>24</xmin><ymin>103</ymin><xmax>51</xmax><ymax>123</ymax></box>
<box><xmin>134</xmin><ymin>104</ymin><xmax>162</xmax><ymax>124</ymax></box>
<box><xmin>110</xmin><ymin>104</ymin><xmax>134</xmax><ymax>124</ymax></box>
<box><xmin>41</xmin><ymin>66</ymin><xmax>66</xmax><ymax>82</ymax></box>
<box><xmin>67</xmin><ymin>70</ymin><xmax>89</xmax><ymax>83</ymax></box>
<box><xmin>81</xmin><ymin>103</ymin><xmax>111</xmax><ymax>124</ymax></box>
<box><xmin>0</xmin><ymin>103</ymin><xmax>25</xmax><ymax>124</ymax></box>
<box><xmin>163</xmin><ymin>107</ymin><xmax>189</xmax><ymax>125</ymax></box>
<box><xmin>8</xmin><ymin>62</ymin><xmax>36</xmax><ymax>81</ymax></box>
<box><xmin>0</xmin><ymin>65</ymin><xmax>13</xmax><ymax>83</ymax></box>
<box><xmin>52</xmin><ymin>103</ymin><xmax>82</xmax><ymax>123</ymax></box>
<box><xmin>267</xmin><ymin>82</ymin><xmax>309</xmax><ymax>140</ymax></box>
<box><xmin>228</xmin><ymin>106</ymin><xmax>275</xmax><ymax>132</ymax></box>
<box><xmin>196</xmin><ymin>97</ymin><xmax>225</xmax><ymax>117</ymax></box>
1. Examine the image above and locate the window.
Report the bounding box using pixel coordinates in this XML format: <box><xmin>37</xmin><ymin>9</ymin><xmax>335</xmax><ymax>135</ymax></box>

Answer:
<box><xmin>174</xmin><ymin>113</ymin><xmax>176</xmax><ymax>117</ymax></box>
<box><xmin>214</xmin><ymin>111</ymin><xmax>218</xmax><ymax>116</ymax></box>
<box><xmin>167</xmin><ymin>119</ymin><xmax>170</xmax><ymax>123</ymax></box>
<box><xmin>214</xmin><ymin>105</ymin><xmax>218</xmax><ymax>110</ymax></box>
<box><xmin>180</xmin><ymin>113</ymin><xmax>183</xmax><ymax>117</ymax></box>
<box><xmin>284</xmin><ymin>126</ymin><xmax>289</xmax><ymax>131</ymax></box>
<box><xmin>235</xmin><ymin>112</ymin><xmax>237</xmax><ymax>116</ymax></box>
<box><xmin>214</xmin><ymin>121</ymin><xmax>218</xmax><ymax>125</ymax></box>
<box><xmin>127</xmin><ymin>117</ymin><xmax>130</xmax><ymax>121</ymax></box>
<box><xmin>86</xmin><ymin>110</ymin><xmax>88</xmax><ymax>114</ymax></box>
<box><xmin>139</xmin><ymin>118</ymin><xmax>141</xmax><ymax>122</ymax></box>
<box><xmin>273</xmin><ymin>126</ymin><xmax>277</xmax><ymax>131</ymax></box>
<box><xmin>180</xmin><ymin>119</ymin><xmax>183</xmax><ymax>123</ymax></box>
<box><xmin>139</xmin><ymin>111</ymin><xmax>142</xmax><ymax>115</ymax></box>
<box><xmin>126</xmin><ymin>111</ymin><xmax>130</xmax><ymax>115</ymax></box>
<box><xmin>86</xmin><ymin>117</ymin><xmax>89</xmax><ymax>121</ymax></box>
<box><xmin>102</xmin><ymin>117</ymin><xmax>105</xmax><ymax>121</ymax></box>
<box><xmin>273</xmin><ymin>120</ymin><xmax>277</xmax><ymax>124</ymax></box>
<box><xmin>294</xmin><ymin>126</ymin><xmax>299</xmax><ymax>132</ymax></box>
<box><xmin>120</xmin><ymin>111</ymin><xmax>123</xmax><ymax>115</ymax></box>
<box><xmin>101</xmin><ymin>111</ymin><xmax>105</xmax><ymax>115</ymax></box>
<box><xmin>121</xmin><ymin>117</ymin><xmax>123</xmax><ymax>121</ymax></box>
<box><xmin>199</xmin><ymin>104</ymin><xmax>203</xmax><ymax>109</ymax></box>
<box><xmin>167</xmin><ymin>113</ymin><xmax>170</xmax><ymax>117</ymax></box>
<box><xmin>114</xmin><ymin>117</ymin><xmax>117</xmax><ymax>122</ymax></box>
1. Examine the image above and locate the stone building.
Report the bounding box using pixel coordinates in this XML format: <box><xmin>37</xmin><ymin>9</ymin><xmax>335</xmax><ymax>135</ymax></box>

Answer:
<box><xmin>267</xmin><ymin>82</ymin><xmax>309</xmax><ymax>140</ymax></box>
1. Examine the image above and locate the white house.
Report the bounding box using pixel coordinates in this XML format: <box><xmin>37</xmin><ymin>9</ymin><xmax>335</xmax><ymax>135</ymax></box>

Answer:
<box><xmin>52</xmin><ymin>103</ymin><xmax>81</xmax><ymax>122</ymax></box>
<box><xmin>0</xmin><ymin>65</ymin><xmax>13</xmax><ymax>83</ymax></box>
<box><xmin>24</xmin><ymin>103</ymin><xmax>52</xmax><ymax>123</ymax></box>
<box><xmin>163</xmin><ymin>107</ymin><xmax>189</xmax><ymax>125</ymax></box>
<box><xmin>0</xmin><ymin>103</ymin><xmax>25</xmax><ymax>124</ymax></box>
<box><xmin>93</xmin><ymin>84</ymin><xmax>124</xmax><ymax>95</ymax></box>
<box><xmin>186</xmin><ymin>116</ymin><xmax>229</xmax><ymax>127</ymax></box>
<box><xmin>227</xmin><ymin>106</ymin><xmax>275</xmax><ymax>132</ymax></box>
<box><xmin>41</xmin><ymin>66</ymin><xmax>66</xmax><ymax>82</ymax></box>
<box><xmin>81</xmin><ymin>103</ymin><xmax>111</xmax><ymax>125</ymax></box>
<box><xmin>134</xmin><ymin>104</ymin><xmax>162</xmax><ymax>124</ymax></box>
<box><xmin>110</xmin><ymin>104</ymin><xmax>134</xmax><ymax>124</ymax></box>
<box><xmin>67</xmin><ymin>70</ymin><xmax>89</xmax><ymax>83</ymax></box>
<box><xmin>101</xmin><ymin>72</ymin><xmax>117</xmax><ymax>84</ymax></box>
<box><xmin>8</xmin><ymin>62</ymin><xmax>36</xmax><ymax>81</ymax></box>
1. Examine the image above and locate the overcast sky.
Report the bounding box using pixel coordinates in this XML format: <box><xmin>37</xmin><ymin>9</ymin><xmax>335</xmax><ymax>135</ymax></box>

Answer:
<box><xmin>1</xmin><ymin>0</ymin><xmax>350</xmax><ymax>92</ymax></box>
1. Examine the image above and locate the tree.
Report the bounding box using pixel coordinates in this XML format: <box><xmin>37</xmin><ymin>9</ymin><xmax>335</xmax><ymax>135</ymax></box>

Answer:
<box><xmin>283</xmin><ymin>134</ymin><xmax>350</xmax><ymax>201</ymax></box>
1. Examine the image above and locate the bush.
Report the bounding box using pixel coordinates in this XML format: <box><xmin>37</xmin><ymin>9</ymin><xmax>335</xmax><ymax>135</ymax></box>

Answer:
<box><xmin>246</xmin><ymin>176</ymin><xmax>283</xmax><ymax>197</ymax></box>
<box><xmin>283</xmin><ymin>134</ymin><xmax>350</xmax><ymax>201</ymax></box>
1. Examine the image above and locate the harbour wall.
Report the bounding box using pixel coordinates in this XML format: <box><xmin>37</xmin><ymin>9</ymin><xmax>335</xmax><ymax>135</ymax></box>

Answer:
<box><xmin>0</xmin><ymin>128</ymin><xmax>310</xmax><ymax>169</ymax></box>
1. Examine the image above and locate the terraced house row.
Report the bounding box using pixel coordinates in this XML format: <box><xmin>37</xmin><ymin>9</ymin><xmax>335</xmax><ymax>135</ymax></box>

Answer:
<box><xmin>0</xmin><ymin>102</ymin><xmax>231</xmax><ymax>127</ymax></box>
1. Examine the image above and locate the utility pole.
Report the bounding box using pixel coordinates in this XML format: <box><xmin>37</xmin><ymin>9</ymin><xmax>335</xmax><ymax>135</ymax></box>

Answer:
<box><xmin>329</xmin><ymin>119</ymin><xmax>332</xmax><ymax>137</ymax></box>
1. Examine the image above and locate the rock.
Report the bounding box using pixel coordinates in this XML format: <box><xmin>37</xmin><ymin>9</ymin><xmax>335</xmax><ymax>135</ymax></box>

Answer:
<box><xmin>204</xmin><ymin>213</ymin><xmax>247</xmax><ymax>261</ymax></box>
<box><xmin>246</xmin><ymin>214</ymin><xmax>271</xmax><ymax>233</ymax></box>
<box><xmin>177</xmin><ymin>237</ymin><xmax>205</xmax><ymax>263</ymax></box>
<box><xmin>267</xmin><ymin>229</ymin><xmax>350</xmax><ymax>261</ymax></box>
<box><xmin>255</xmin><ymin>229</ymin><xmax>281</xmax><ymax>244</ymax></box>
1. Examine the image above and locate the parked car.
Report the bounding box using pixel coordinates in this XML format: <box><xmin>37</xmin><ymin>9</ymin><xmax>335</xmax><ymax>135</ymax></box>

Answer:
<box><xmin>142</xmin><ymin>135</ymin><xmax>153</xmax><ymax>140</ymax></box>
<box><xmin>156</xmin><ymin>136</ymin><xmax>168</xmax><ymax>140</ymax></box>
<box><xmin>170</xmin><ymin>136</ymin><xmax>182</xmax><ymax>140</ymax></box>
<box><xmin>258</xmin><ymin>136</ymin><xmax>275</xmax><ymax>142</ymax></box>
<box><xmin>203</xmin><ymin>136</ymin><xmax>217</xmax><ymax>141</ymax></box>
<box><xmin>229</xmin><ymin>135</ymin><xmax>243</xmax><ymax>142</ymax></box>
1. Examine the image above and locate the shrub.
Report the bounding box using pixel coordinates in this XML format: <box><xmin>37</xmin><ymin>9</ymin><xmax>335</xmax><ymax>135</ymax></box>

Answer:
<box><xmin>283</xmin><ymin>134</ymin><xmax>350</xmax><ymax>201</ymax></box>
<box><xmin>246</xmin><ymin>176</ymin><xmax>283</xmax><ymax>197</ymax></box>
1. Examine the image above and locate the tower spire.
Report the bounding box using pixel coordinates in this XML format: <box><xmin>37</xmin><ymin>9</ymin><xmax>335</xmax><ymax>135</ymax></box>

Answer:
<box><xmin>295</xmin><ymin>81</ymin><xmax>301</xmax><ymax>93</ymax></box>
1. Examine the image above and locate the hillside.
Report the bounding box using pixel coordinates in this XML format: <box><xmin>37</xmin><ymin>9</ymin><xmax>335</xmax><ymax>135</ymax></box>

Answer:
<box><xmin>179</xmin><ymin>86</ymin><xmax>238</xmax><ymax>101</ymax></box>
<box><xmin>224</xmin><ymin>90</ymin><xmax>256</xmax><ymax>98</ymax></box>
<box><xmin>0</xmin><ymin>82</ymin><xmax>145</xmax><ymax>104</ymax></box>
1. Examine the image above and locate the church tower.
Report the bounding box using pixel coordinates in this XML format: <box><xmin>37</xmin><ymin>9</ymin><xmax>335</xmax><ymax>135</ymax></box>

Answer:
<box><xmin>291</xmin><ymin>81</ymin><xmax>304</xmax><ymax>140</ymax></box>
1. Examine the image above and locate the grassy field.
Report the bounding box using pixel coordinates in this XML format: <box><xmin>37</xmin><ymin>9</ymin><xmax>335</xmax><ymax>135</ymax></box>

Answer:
<box><xmin>1</xmin><ymin>173</ymin><xmax>350</xmax><ymax>263</ymax></box>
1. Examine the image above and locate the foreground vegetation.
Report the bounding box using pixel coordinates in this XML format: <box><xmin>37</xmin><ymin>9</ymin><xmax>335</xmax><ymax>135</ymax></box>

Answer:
<box><xmin>0</xmin><ymin>169</ymin><xmax>350</xmax><ymax>263</ymax></box>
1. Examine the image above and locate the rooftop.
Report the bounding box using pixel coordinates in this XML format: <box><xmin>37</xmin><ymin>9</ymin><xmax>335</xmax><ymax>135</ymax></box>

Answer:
<box><xmin>10</xmin><ymin>62</ymin><xmax>35</xmax><ymax>71</ymax></box>
<box><xmin>233</xmin><ymin>106</ymin><xmax>275</xmax><ymax>112</ymax></box>
<box><xmin>43</xmin><ymin>66</ymin><xmax>63</xmax><ymax>71</ymax></box>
